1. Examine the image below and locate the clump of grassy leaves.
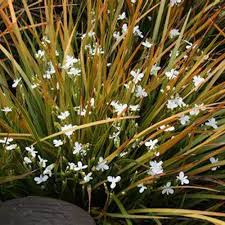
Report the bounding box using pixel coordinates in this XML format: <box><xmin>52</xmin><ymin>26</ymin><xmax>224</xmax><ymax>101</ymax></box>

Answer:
<box><xmin>0</xmin><ymin>0</ymin><xmax>225</xmax><ymax>224</ymax></box>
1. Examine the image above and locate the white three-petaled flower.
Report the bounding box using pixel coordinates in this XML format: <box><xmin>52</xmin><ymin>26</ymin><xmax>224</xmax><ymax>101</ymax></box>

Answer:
<box><xmin>53</xmin><ymin>139</ymin><xmax>63</xmax><ymax>147</ymax></box>
<box><xmin>73</xmin><ymin>142</ymin><xmax>83</xmax><ymax>154</ymax></box>
<box><xmin>43</xmin><ymin>164</ymin><xmax>55</xmax><ymax>177</ymax></box>
<box><xmin>96</xmin><ymin>157</ymin><xmax>109</xmax><ymax>172</ymax></box>
<box><xmin>83</xmin><ymin>172</ymin><xmax>93</xmax><ymax>183</ymax></box>
<box><xmin>1</xmin><ymin>107</ymin><xmax>12</xmax><ymax>113</ymax></box>
<box><xmin>74</xmin><ymin>161</ymin><xmax>88</xmax><ymax>171</ymax></box>
<box><xmin>177</xmin><ymin>171</ymin><xmax>189</xmax><ymax>185</ymax></box>
<box><xmin>148</xmin><ymin>160</ymin><xmax>163</xmax><ymax>175</ymax></box>
<box><xmin>165</xmin><ymin>69</ymin><xmax>179</xmax><ymax>80</ymax></box>
<box><xmin>179</xmin><ymin>115</ymin><xmax>190</xmax><ymax>125</ymax></box>
<box><xmin>118</xmin><ymin>12</ymin><xmax>126</xmax><ymax>20</ymax></box>
<box><xmin>25</xmin><ymin>146</ymin><xmax>37</xmax><ymax>158</ymax></box>
<box><xmin>141</xmin><ymin>40</ymin><xmax>152</xmax><ymax>48</ymax></box>
<box><xmin>193</xmin><ymin>76</ymin><xmax>205</xmax><ymax>88</ymax></box>
<box><xmin>135</xmin><ymin>85</ymin><xmax>147</xmax><ymax>98</ymax></box>
<box><xmin>0</xmin><ymin>137</ymin><xmax>13</xmax><ymax>145</ymax></box>
<box><xmin>130</xmin><ymin>69</ymin><xmax>144</xmax><ymax>84</ymax></box>
<box><xmin>6</xmin><ymin>144</ymin><xmax>17</xmax><ymax>151</ymax></box>
<box><xmin>205</xmin><ymin>118</ymin><xmax>218</xmax><ymax>129</ymax></box>
<box><xmin>57</xmin><ymin>111</ymin><xmax>70</xmax><ymax>120</ymax></box>
<box><xmin>209</xmin><ymin>157</ymin><xmax>220</xmax><ymax>171</ymax></box>
<box><xmin>61</xmin><ymin>124</ymin><xmax>74</xmax><ymax>137</ymax></box>
<box><xmin>12</xmin><ymin>78</ymin><xmax>22</xmax><ymax>88</ymax></box>
<box><xmin>170</xmin><ymin>0</ymin><xmax>182</xmax><ymax>7</ymax></box>
<box><xmin>145</xmin><ymin>139</ymin><xmax>158</xmax><ymax>150</ymax></box>
<box><xmin>169</xmin><ymin>29</ymin><xmax>180</xmax><ymax>38</ymax></box>
<box><xmin>137</xmin><ymin>183</ymin><xmax>147</xmax><ymax>193</ymax></box>
<box><xmin>162</xmin><ymin>182</ymin><xmax>174</xmax><ymax>195</ymax></box>
<box><xmin>38</xmin><ymin>155</ymin><xmax>48</xmax><ymax>168</ymax></box>
<box><xmin>110</xmin><ymin>101</ymin><xmax>127</xmax><ymax>115</ymax></box>
<box><xmin>107</xmin><ymin>176</ymin><xmax>121</xmax><ymax>189</ymax></box>
<box><xmin>62</xmin><ymin>55</ymin><xmax>78</xmax><ymax>69</ymax></box>
<box><xmin>34</xmin><ymin>174</ymin><xmax>48</xmax><ymax>184</ymax></box>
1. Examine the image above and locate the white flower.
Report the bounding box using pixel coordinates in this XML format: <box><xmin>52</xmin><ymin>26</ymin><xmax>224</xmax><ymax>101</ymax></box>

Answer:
<box><xmin>141</xmin><ymin>40</ymin><xmax>152</xmax><ymax>48</ymax></box>
<box><xmin>43</xmin><ymin>62</ymin><xmax>55</xmax><ymax>79</ymax></box>
<box><xmin>169</xmin><ymin>50</ymin><xmax>179</xmax><ymax>58</ymax></box>
<box><xmin>12</xmin><ymin>78</ymin><xmax>22</xmax><ymax>88</ymax></box>
<box><xmin>67</xmin><ymin>67</ymin><xmax>81</xmax><ymax>77</ymax></box>
<box><xmin>137</xmin><ymin>184</ymin><xmax>147</xmax><ymax>193</ymax></box>
<box><xmin>133</xmin><ymin>25</ymin><xmax>143</xmax><ymax>38</ymax></box>
<box><xmin>169</xmin><ymin>29</ymin><xmax>180</xmax><ymax>38</ymax></box>
<box><xmin>209</xmin><ymin>157</ymin><xmax>219</xmax><ymax>171</ymax></box>
<box><xmin>110</xmin><ymin>101</ymin><xmax>127</xmax><ymax>115</ymax></box>
<box><xmin>190</xmin><ymin>104</ymin><xmax>205</xmax><ymax>116</ymax></box>
<box><xmin>179</xmin><ymin>115</ymin><xmax>190</xmax><ymax>125</ymax></box>
<box><xmin>74</xmin><ymin>106</ymin><xmax>87</xmax><ymax>117</ymax></box>
<box><xmin>205</xmin><ymin>118</ymin><xmax>218</xmax><ymax>129</ymax></box>
<box><xmin>73</xmin><ymin>142</ymin><xmax>83</xmax><ymax>155</ymax></box>
<box><xmin>107</xmin><ymin>176</ymin><xmax>121</xmax><ymax>189</ymax></box>
<box><xmin>185</xmin><ymin>40</ymin><xmax>193</xmax><ymax>49</ymax></box>
<box><xmin>62</xmin><ymin>55</ymin><xmax>78</xmax><ymax>69</ymax></box>
<box><xmin>43</xmin><ymin>164</ymin><xmax>55</xmax><ymax>177</ymax></box>
<box><xmin>120</xmin><ymin>151</ymin><xmax>128</xmax><ymax>157</ymax></box>
<box><xmin>113</xmin><ymin>31</ymin><xmax>121</xmax><ymax>40</ymax></box>
<box><xmin>165</xmin><ymin>69</ymin><xmax>179</xmax><ymax>80</ymax></box>
<box><xmin>82</xmin><ymin>32</ymin><xmax>95</xmax><ymax>39</ymax></box>
<box><xmin>162</xmin><ymin>182</ymin><xmax>174</xmax><ymax>195</ymax></box>
<box><xmin>57</xmin><ymin>111</ymin><xmax>70</xmax><ymax>120</ymax></box>
<box><xmin>193</xmin><ymin>76</ymin><xmax>205</xmax><ymax>88</ymax></box>
<box><xmin>122</xmin><ymin>23</ymin><xmax>128</xmax><ymax>34</ymax></box>
<box><xmin>25</xmin><ymin>146</ymin><xmax>37</xmax><ymax>158</ymax></box>
<box><xmin>67</xmin><ymin>162</ymin><xmax>77</xmax><ymax>171</ymax></box>
<box><xmin>34</xmin><ymin>174</ymin><xmax>48</xmax><ymax>184</ymax></box>
<box><xmin>24</xmin><ymin>157</ymin><xmax>32</xmax><ymax>164</ymax></box>
<box><xmin>61</xmin><ymin>124</ymin><xmax>74</xmax><ymax>137</ymax></box>
<box><xmin>167</xmin><ymin>95</ymin><xmax>186</xmax><ymax>110</ymax></box>
<box><xmin>177</xmin><ymin>171</ymin><xmax>189</xmax><ymax>185</ymax></box>
<box><xmin>1</xmin><ymin>107</ymin><xmax>12</xmax><ymax>113</ymax></box>
<box><xmin>148</xmin><ymin>160</ymin><xmax>163</xmax><ymax>175</ymax></box>
<box><xmin>90</xmin><ymin>98</ymin><xmax>95</xmax><ymax>108</ymax></box>
<box><xmin>170</xmin><ymin>0</ymin><xmax>182</xmax><ymax>7</ymax></box>
<box><xmin>145</xmin><ymin>139</ymin><xmax>158</xmax><ymax>150</ymax></box>
<box><xmin>38</xmin><ymin>155</ymin><xmax>48</xmax><ymax>168</ymax></box>
<box><xmin>131</xmin><ymin>0</ymin><xmax>136</xmax><ymax>3</ymax></box>
<box><xmin>129</xmin><ymin>104</ymin><xmax>140</xmax><ymax>112</ymax></box>
<box><xmin>130</xmin><ymin>69</ymin><xmax>144</xmax><ymax>84</ymax></box>
<box><xmin>150</xmin><ymin>64</ymin><xmax>161</xmax><ymax>75</ymax></box>
<box><xmin>96</xmin><ymin>157</ymin><xmax>109</xmax><ymax>172</ymax></box>
<box><xmin>135</xmin><ymin>85</ymin><xmax>147</xmax><ymax>98</ymax></box>
<box><xmin>160</xmin><ymin>125</ymin><xmax>175</xmax><ymax>132</ymax></box>
<box><xmin>43</xmin><ymin>71</ymin><xmax>51</xmax><ymax>80</ymax></box>
<box><xmin>42</xmin><ymin>36</ymin><xmax>51</xmax><ymax>44</ymax></box>
<box><xmin>53</xmin><ymin>139</ymin><xmax>63</xmax><ymax>147</ymax></box>
<box><xmin>83</xmin><ymin>172</ymin><xmax>93</xmax><ymax>183</ymax></box>
<box><xmin>35</xmin><ymin>49</ymin><xmax>45</xmax><ymax>59</ymax></box>
<box><xmin>74</xmin><ymin>161</ymin><xmax>88</xmax><ymax>171</ymax></box>
<box><xmin>5</xmin><ymin>144</ymin><xmax>17</xmax><ymax>151</ymax></box>
<box><xmin>118</xmin><ymin>12</ymin><xmax>126</xmax><ymax>20</ymax></box>
<box><xmin>0</xmin><ymin>137</ymin><xmax>13</xmax><ymax>145</ymax></box>
<box><xmin>31</xmin><ymin>83</ymin><xmax>38</xmax><ymax>89</ymax></box>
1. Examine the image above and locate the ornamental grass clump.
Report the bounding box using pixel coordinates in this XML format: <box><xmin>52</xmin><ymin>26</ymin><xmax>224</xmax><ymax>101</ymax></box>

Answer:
<box><xmin>0</xmin><ymin>0</ymin><xmax>225</xmax><ymax>224</ymax></box>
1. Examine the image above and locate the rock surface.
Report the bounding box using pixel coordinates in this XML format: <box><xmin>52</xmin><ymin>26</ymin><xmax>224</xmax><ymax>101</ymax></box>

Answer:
<box><xmin>0</xmin><ymin>196</ymin><xmax>95</xmax><ymax>225</ymax></box>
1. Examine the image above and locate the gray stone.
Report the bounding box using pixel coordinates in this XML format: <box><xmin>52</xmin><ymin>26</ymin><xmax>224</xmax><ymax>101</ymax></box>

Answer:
<box><xmin>0</xmin><ymin>196</ymin><xmax>95</xmax><ymax>225</ymax></box>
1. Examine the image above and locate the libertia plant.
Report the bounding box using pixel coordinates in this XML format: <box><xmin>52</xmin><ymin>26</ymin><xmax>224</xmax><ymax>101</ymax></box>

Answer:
<box><xmin>0</xmin><ymin>0</ymin><xmax>225</xmax><ymax>224</ymax></box>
